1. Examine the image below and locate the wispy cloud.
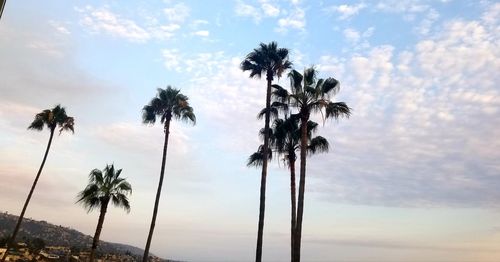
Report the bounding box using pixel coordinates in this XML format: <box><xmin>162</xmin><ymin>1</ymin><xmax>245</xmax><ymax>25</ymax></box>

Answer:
<box><xmin>276</xmin><ymin>7</ymin><xmax>306</xmax><ymax>33</ymax></box>
<box><xmin>163</xmin><ymin>3</ymin><xmax>190</xmax><ymax>23</ymax></box>
<box><xmin>326</xmin><ymin>3</ymin><xmax>367</xmax><ymax>20</ymax></box>
<box><xmin>76</xmin><ymin>5</ymin><xmax>185</xmax><ymax>42</ymax></box>
<box><xmin>77</xmin><ymin>6</ymin><xmax>151</xmax><ymax>42</ymax></box>
<box><xmin>312</xmin><ymin>8</ymin><xmax>500</xmax><ymax>207</ymax></box>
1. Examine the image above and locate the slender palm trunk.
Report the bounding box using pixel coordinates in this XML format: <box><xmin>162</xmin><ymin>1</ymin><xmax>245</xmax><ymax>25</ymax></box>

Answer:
<box><xmin>1</xmin><ymin>129</ymin><xmax>54</xmax><ymax>262</ymax></box>
<box><xmin>0</xmin><ymin>0</ymin><xmax>6</xmax><ymax>20</ymax></box>
<box><xmin>255</xmin><ymin>75</ymin><xmax>273</xmax><ymax>262</ymax></box>
<box><xmin>89</xmin><ymin>200</ymin><xmax>109</xmax><ymax>262</ymax></box>
<box><xmin>289</xmin><ymin>157</ymin><xmax>297</xmax><ymax>262</ymax></box>
<box><xmin>294</xmin><ymin>115</ymin><xmax>309</xmax><ymax>262</ymax></box>
<box><xmin>143</xmin><ymin>119</ymin><xmax>171</xmax><ymax>262</ymax></box>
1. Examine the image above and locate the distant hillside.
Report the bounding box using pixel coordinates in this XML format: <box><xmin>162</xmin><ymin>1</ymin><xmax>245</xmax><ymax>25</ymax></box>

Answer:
<box><xmin>0</xmin><ymin>212</ymin><xmax>167</xmax><ymax>260</ymax></box>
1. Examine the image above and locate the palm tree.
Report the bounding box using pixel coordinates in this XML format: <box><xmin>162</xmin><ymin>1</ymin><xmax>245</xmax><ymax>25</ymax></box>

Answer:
<box><xmin>241</xmin><ymin>41</ymin><xmax>292</xmax><ymax>262</ymax></box>
<box><xmin>248</xmin><ymin>117</ymin><xmax>329</xmax><ymax>261</ymax></box>
<box><xmin>142</xmin><ymin>86</ymin><xmax>195</xmax><ymax>262</ymax></box>
<box><xmin>1</xmin><ymin>105</ymin><xmax>74</xmax><ymax>262</ymax></box>
<box><xmin>77</xmin><ymin>164</ymin><xmax>132</xmax><ymax>262</ymax></box>
<box><xmin>273</xmin><ymin>67</ymin><xmax>351</xmax><ymax>262</ymax></box>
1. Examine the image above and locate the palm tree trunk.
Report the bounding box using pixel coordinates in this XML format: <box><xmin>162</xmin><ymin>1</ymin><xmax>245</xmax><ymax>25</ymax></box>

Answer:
<box><xmin>1</xmin><ymin>129</ymin><xmax>55</xmax><ymax>262</ymax></box>
<box><xmin>255</xmin><ymin>76</ymin><xmax>273</xmax><ymax>262</ymax></box>
<box><xmin>0</xmin><ymin>0</ymin><xmax>6</xmax><ymax>20</ymax></box>
<box><xmin>289</xmin><ymin>158</ymin><xmax>297</xmax><ymax>262</ymax></box>
<box><xmin>294</xmin><ymin>116</ymin><xmax>308</xmax><ymax>262</ymax></box>
<box><xmin>143</xmin><ymin>120</ymin><xmax>171</xmax><ymax>262</ymax></box>
<box><xmin>89</xmin><ymin>200</ymin><xmax>109</xmax><ymax>262</ymax></box>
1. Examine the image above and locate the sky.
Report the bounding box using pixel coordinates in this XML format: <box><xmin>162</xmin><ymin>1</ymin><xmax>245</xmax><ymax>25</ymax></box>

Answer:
<box><xmin>0</xmin><ymin>0</ymin><xmax>499</xmax><ymax>261</ymax></box>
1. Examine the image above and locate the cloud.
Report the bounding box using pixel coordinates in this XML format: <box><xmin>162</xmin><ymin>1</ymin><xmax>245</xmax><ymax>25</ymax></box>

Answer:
<box><xmin>235</xmin><ymin>0</ymin><xmax>262</xmax><ymax>22</ymax></box>
<box><xmin>48</xmin><ymin>20</ymin><xmax>71</xmax><ymax>35</ymax></box>
<box><xmin>192</xmin><ymin>30</ymin><xmax>210</xmax><ymax>37</ymax></box>
<box><xmin>77</xmin><ymin>5</ymin><xmax>183</xmax><ymax>42</ymax></box>
<box><xmin>310</xmin><ymin>7</ymin><xmax>500</xmax><ymax>208</ymax></box>
<box><xmin>415</xmin><ymin>8</ymin><xmax>439</xmax><ymax>35</ymax></box>
<box><xmin>78</xmin><ymin>6</ymin><xmax>151</xmax><ymax>42</ymax></box>
<box><xmin>326</xmin><ymin>3</ymin><xmax>367</xmax><ymax>20</ymax></box>
<box><xmin>343</xmin><ymin>28</ymin><xmax>361</xmax><ymax>42</ymax></box>
<box><xmin>161</xmin><ymin>49</ymin><xmax>182</xmax><ymax>71</ymax></box>
<box><xmin>235</xmin><ymin>0</ymin><xmax>282</xmax><ymax>23</ymax></box>
<box><xmin>342</xmin><ymin>27</ymin><xmax>375</xmax><ymax>50</ymax></box>
<box><xmin>306</xmin><ymin>237</ymin><xmax>499</xmax><ymax>252</ymax></box>
<box><xmin>163</xmin><ymin>3</ymin><xmax>190</xmax><ymax>23</ymax></box>
<box><xmin>276</xmin><ymin>7</ymin><xmax>306</xmax><ymax>33</ymax></box>
<box><xmin>261</xmin><ymin>2</ymin><xmax>281</xmax><ymax>17</ymax></box>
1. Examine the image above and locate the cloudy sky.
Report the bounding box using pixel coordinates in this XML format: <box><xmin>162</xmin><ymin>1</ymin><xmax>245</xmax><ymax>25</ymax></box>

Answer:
<box><xmin>1</xmin><ymin>0</ymin><xmax>499</xmax><ymax>261</ymax></box>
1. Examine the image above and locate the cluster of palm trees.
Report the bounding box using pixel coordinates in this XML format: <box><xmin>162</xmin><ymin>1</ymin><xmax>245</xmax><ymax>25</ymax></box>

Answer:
<box><xmin>1</xmin><ymin>87</ymin><xmax>195</xmax><ymax>262</ymax></box>
<box><xmin>241</xmin><ymin>42</ymin><xmax>351</xmax><ymax>262</ymax></box>
<box><xmin>1</xmin><ymin>41</ymin><xmax>349</xmax><ymax>262</ymax></box>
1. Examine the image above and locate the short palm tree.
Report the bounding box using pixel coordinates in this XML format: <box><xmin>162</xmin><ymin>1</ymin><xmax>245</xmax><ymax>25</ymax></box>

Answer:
<box><xmin>273</xmin><ymin>67</ymin><xmax>351</xmax><ymax>262</ymax></box>
<box><xmin>1</xmin><ymin>105</ymin><xmax>74</xmax><ymax>262</ymax></box>
<box><xmin>142</xmin><ymin>86</ymin><xmax>195</xmax><ymax>262</ymax></box>
<box><xmin>77</xmin><ymin>164</ymin><xmax>132</xmax><ymax>262</ymax></box>
<box><xmin>241</xmin><ymin>41</ymin><xmax>292</xmax><ymax>262</ymax></box>
<box><xmin>248</xmin><ymin>117</ymin><xmax>328</xmax><ymax>261</ymax></box>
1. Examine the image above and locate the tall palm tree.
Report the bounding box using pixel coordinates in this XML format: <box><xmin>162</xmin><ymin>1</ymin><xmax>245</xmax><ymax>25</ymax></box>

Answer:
<box><xmin>142</xmin><ymin>86</ymin><xmax>195</xmax><ymax>262</ymax></box>
<box><xmin>241</xmin><ymin>41</ymin><xmax>292</xmax><ymax>262</ymax></box>
<box><xmin>1</xmin><ymin>105</ymin><xmax>74</xmax><ymax>262</ymax></box>
<box><xmin>273</xmin><ymin>67</ymin><xmax>351</xmax><ymax>262</ymax></box>
<box><xmin>248</xmin><ymin>117</ymin><xmax>329</xmax><ymax>262</ymax></box>
<box><xmin>76</xmin><ymin>164</ymin><xmax>132</xmax><ymax>262</ymax></box>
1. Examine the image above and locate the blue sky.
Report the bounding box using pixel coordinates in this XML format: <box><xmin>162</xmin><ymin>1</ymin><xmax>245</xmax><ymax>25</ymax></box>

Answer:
<box><xmin>0</xmin><ymin>0</ymin><xmax>499</xmax><ymax>261</ymax></box>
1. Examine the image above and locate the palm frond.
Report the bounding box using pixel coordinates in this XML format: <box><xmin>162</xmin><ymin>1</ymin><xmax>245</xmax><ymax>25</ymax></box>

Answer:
<box><xmin>308</xmin><ymin>136</ymin><xmax>329</xmax><ymax>154</ymax></box>
<box><xmin>325</xmin><ymin>102</ymin><xmax>351</xmax><ymax>119</ymax></box>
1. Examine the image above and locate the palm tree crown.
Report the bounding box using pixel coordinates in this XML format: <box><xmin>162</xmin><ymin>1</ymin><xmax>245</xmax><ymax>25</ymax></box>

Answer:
<box><xmin>142</xmin><ymin>86</ymin><xmax>196</xmax><ymax>127</ymax></box>
<box><xmin>28</xmin><ymin>104</ymin><xmax>74</xmax><ymax>134</ymax></box>
<box><xmin>247</xmin><ymin>117</ymin><xmax>329</xmax><ymax>167</ymax></box>
<box><xmin>273</xmin><ymin>68</ymin><xmax>351</xmax><ymax>120</ymax></box>
<box><xmin>241</xmin><ymin>41</ymin><xmax>293</xmax><ymax>81</ymax></box>
<box><xmin>77</xmin><ymin>164</ymin><xmax>132</xmax><ymax>213</ymax></box>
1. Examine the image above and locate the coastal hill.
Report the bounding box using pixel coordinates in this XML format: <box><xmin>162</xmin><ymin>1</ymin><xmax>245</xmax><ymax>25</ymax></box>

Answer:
<box><xmin>0</xmin><ymin>211</ymin><xmax>149</xmax><ymax>258</ymax></box>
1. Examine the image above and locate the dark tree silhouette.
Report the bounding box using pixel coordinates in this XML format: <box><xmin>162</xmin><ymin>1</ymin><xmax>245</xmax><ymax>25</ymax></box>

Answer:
<box><xmin>273</xmin><ymin>67</ymin><xmax>351</xmax><ymax>261</ymax></box>
<box><xmin>1</xmin><ymin>105</ymin><xmax>74</xmax><ymax>262</ymax></box>
<box><xmin>241</xmin><ymin>41</ymin><xmax>292</xmax><ymax>262</ymax></box>
<box><xmin>77</xmin><ymin>164</ymin><xmax>132</xmax><ymax>262</ymax></box>
<box><xmin>142</xmin><ymin>86</ymin><xmax>195</xmax><ymax>262</ymax></box>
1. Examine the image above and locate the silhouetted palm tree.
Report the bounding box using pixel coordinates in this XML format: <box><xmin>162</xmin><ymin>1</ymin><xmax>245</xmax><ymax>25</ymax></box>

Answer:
<box><xmin>142</xmin><ymin>86</ymin><xmax>195</xmax><ymax>262</ymax></box>
<box><xmin>241</xmin><ymin>41</ymin><xmax>292</xmax><ymax>262</ymax></box>
<box><xmin>248</xmin><ymin>117</ymin><xmax>328</xmax><ymax>261</ymax></box>
<box><xmin>77</xmin><ymin>164</ymin><xmax>132</xmax><ymax>262</ymax></box>
<box><xmin>1</xmin><ymin>105</ymin><xmax>74</xmax><ymax>262</ymax></box>
<box><xmin>273</xmin><ymin>68</ymin><xmax>351</xmax><ymax>261</ymax></box>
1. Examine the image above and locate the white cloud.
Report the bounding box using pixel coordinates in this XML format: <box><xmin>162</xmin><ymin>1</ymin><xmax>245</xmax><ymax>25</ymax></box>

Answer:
<box><xmin>276</xmin><ymin>8</ymin><xmax>306</xmax><ymax>32</ymax></box>
<box><xmin>161</xmin><ymin>49</ymin><xmax>182</xmax><ymax>71</ymax></box>
<box><xmin>261</xmin><ymin>2</ymin><xmax>280</xmax><ymax>17</ymax></box>
<box><xmin>343</xmin><ymin>28</ymin><xmax>361</xmax><ymax>43</ymax></box>
<box><xmin>415</xmin><ymin>8</ymin><xmax>440</xmax><ymax>35</ymax></box>
<box><xmin>78</xmin><ymin>6</ymin><xmax>151</xmax><ymax>42</ymax></box>
<box><xmin>192</xmin><ymin>30</ymin><xmax>210</xmax><ymax>37</ymax></box>
<box><xmin>327</xmin><ymin>3</ymin><xmax>367</xmax><ymax>20</ymax></box>
<box><xmin>163</xmin><ymin>3</ymin><xmax>190</xmax><ymax>23</ymax></box>
<box><xmin>376</xmin><ymin>0</ymin><xmax>429</xmax><ymax>13</ymax></box>
<box><xmin>312</xmin><ymin>7</ymin><xmax>500</xmax><ymax>207</ymax></box>
<box><xmin>48</xmin><ymin>20</ymin><xmax>71</xmax><ymax>35</ymax></box>
<box><xmin>342</xmin><ymin>27</ymin><xmax>375</xmax><ymax>50</ymax></box>
<box><xmin>235</xmin><ymin>1</ymin><xmax>262</xmax><ymax>22</ymax></box>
